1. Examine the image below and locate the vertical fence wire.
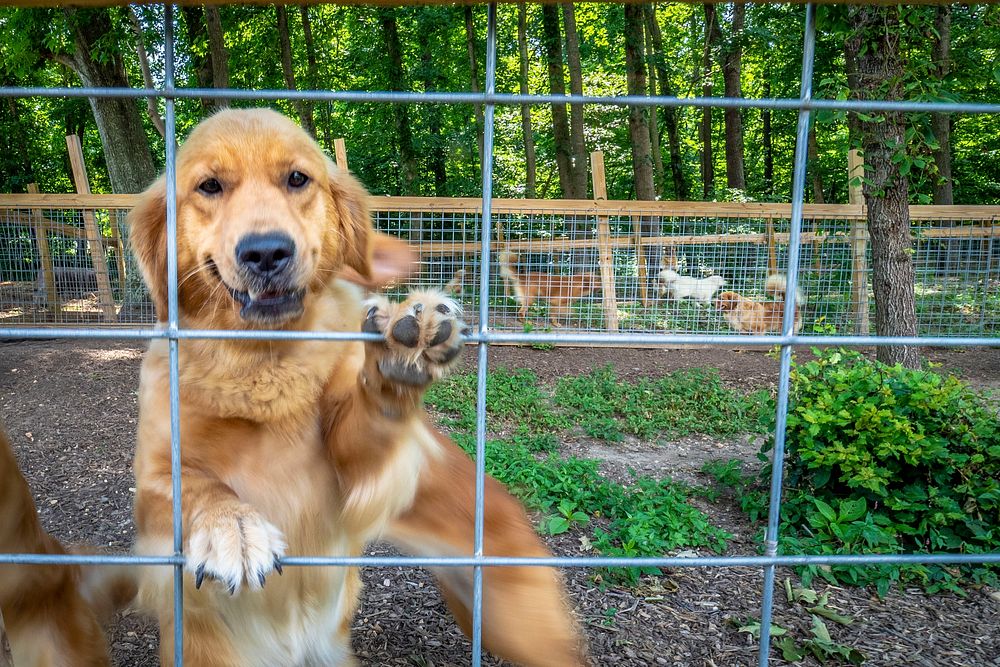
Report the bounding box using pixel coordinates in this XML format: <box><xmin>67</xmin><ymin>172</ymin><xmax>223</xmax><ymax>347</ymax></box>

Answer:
<box><xmin>756</xmin><ymin>4</ymin><xmax>816</xmax><ymax>665</ymax></box>
<box><xmin>161</xmin><ymin>5</ymin><xmax>185</xmax><ymax>665</ymax></box>
<box><xmin>470</xmin><ymin>5</ymin><xmax>499</xmax><ymax>664</ymax></box>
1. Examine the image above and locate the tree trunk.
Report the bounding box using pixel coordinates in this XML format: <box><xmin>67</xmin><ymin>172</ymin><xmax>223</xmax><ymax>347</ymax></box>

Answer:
<box><xmin>299</xmin><ymin>6</ymin><xmax>326</xmax><ymax>149</ymax></box>
<box><xmin>562</xmin><ymin>3</ymin><xmax>588</xmax><ymax>198</ymax></box>
<box><xmin>418</xmin><ymin>15</ymin><xmax>448</xmax><ymax>195</ymax></box>
<box><xmin>205</xmin><ymin>6</ymin><xmax>230</xmax><ymax>110</ymax></box>
<box><xmin>63</xmin><ymin>8</ymin><xmax>156</xmax><ymax>194</ymax></box>
<box><xmin>643</xmin><ymin>5</ymin><xmax>664</xmax><ymax>198</ymax></box>
<box><xmin>624</xmin><ymin>4</ymin><xmax>655</xmax><ymax>201</ymax></box>
<box><xmin>380</xmin><ymin>8</ymin><xmax>418</xmax><ymax>195</ymax></box>
<box><xmin>700</xmin><ymin>4</ymin><xmax>722</xmax><ymax>199</ymax></box>
<box><xmin>847</xmin><ymin>6</ymin><xmax>919</xmax><ymax>369</ymax></box>
<box><xmin>518</xmin><ymin>3</ymin><xmax>537</xmax><ymax>198</ymax></box>
<box><xmin>762</xmin><ymin>80</ymin><xmax>773</xmax><ymax>197</ymax></box>
<box><xmin>931</xmin><ymin>5</ymin><xmax>953</xmax><ymax>205</ymax></box>
<box><xmin>465</xmin><ymin>6</ymin><xmax>484</xmax><ymax>168</ymax></box>
<box><xmin>126</xmin><ymin>7</ymin><xmax>164</xmax><ymax>138</ymax></box>
<box><xmin>541</xmin><ymin>5</ymin><xmax>574</xmax><ymax>199</ymax></box>
<box><xmin>721</xmin><ymin>2</ymin><xmax>745</xmax><ymax>190</ymax></box>
<box><xmin>808</xmin><ymin>122</ymin><xmax>825</xmax><ymax>203</ymax></box>
<box><xmin>276</xmin><ymin>5</ymin><xmax>315</xmax><ymax>137</ymax></box>
<box><xmin>645</xmin><ymin>3</ymin><xmax>689</xmax><ymax>199</ymax></box>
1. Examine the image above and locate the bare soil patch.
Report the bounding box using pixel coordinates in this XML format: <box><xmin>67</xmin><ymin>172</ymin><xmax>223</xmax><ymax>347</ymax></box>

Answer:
<box><xmin>0</xmin><ymin>339</ymin><xmax>997</xmax><ymax>666</ymax></box>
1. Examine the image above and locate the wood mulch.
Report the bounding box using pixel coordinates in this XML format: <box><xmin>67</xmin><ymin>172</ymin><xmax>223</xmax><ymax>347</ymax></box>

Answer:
<box><xmin>0</xmin><ymin>339</ymin><xmax>997</xmax><ymax>666</ymax></box>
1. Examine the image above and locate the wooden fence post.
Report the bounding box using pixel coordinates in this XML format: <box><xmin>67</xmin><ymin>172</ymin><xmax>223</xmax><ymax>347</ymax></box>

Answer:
<box><xmin>28</xmin><ymin>183</ymin><xmax>59</xmax><ymax>315</ymax></box>
<box><xmin>334</xmin><ymin>138</ymin><xmax>348</xmax><ymax>171</ymax></box>
<box><xmin>848</xmin><ymin>148</ymin><xmax>870</xmax><ymax>334</ymax></box>
<box><xmin>66</xmin><ymin>135</ymin><xmax>117</xmax><ymax>321</ymax></box>
<box><xmin>590</xmin><ymin>151</ymin><xmax>619</xmax><ymax>331</ymax></box>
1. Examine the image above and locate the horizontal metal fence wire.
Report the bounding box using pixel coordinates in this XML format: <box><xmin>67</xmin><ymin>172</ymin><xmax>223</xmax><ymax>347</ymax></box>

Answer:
<box><xmin>0</xmin><ymin>3</ymin><xmax>998</xmax><ymax>667</ymax></box>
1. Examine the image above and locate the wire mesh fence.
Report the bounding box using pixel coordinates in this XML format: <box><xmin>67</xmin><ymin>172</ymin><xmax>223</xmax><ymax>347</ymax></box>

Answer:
<box><xmin>2</xmin><ymin>200</ymin><xmax>997</xmax><ymax>338</ymax></box>
<box><xmin>0</xmin><ymin>3</ymin><xmax>999</xmax><ymax>667</ymax></box>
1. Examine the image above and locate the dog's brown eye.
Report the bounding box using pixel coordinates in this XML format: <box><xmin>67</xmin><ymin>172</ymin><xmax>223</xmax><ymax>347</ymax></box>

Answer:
<box><xmin>198</xmin><ymin>178</ymin><xmax>223</xmax><ymax>195</ymax></box>
<box><xmin>288</xmin><ymin>171</ymin><xmax>309</xmax><ymax>189</ymax></box>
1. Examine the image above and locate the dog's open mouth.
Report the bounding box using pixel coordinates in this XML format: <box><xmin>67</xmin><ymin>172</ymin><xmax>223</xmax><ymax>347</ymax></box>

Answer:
<box><xmin>206</xmin><ymin>259</ymin><xmax>305</xmax><ymax>324</ymax></box>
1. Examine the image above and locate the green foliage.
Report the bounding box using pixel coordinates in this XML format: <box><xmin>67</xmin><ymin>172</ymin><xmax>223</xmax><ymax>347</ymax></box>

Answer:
<box><xmin>765</xmin><ymin>348</ymin><xmax>1000</xmax><ymax>594</ymax></box>
<box><xmin>450</xmin><ymin>433</ymin><xmax>729</xmax><ymax>586</ymax></box>
<box><xmin>554</xmin><ymin>365</ymin><xmax>770</xmax><ymax>442</ymax></box>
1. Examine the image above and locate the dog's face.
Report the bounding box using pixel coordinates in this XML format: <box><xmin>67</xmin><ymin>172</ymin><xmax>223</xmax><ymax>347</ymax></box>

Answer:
<box><xmin>129</xmin><ymin>108</ymin><xmax>373</xmax><ymax>328</ymax></box>
<box><xmin>707</xmin><ymin>276</ymin><xmax>727</xmax><ymax>289</ymax></box>
<box><xmin>658</xmin><ymin>269</ymin><xmax>679</xmax><ymax>284</ymax></box>
<box><xmin>714</xmin><ymin>291</ymin><xmax>743</xmax><ymax>312</ymax></box>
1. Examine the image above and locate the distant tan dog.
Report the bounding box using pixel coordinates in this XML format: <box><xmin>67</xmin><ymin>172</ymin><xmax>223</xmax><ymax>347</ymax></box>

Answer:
<box><xmin>0</xmin><ymin>425</ymin><xmax>135</xmax><ymax>667</ymax></box>
<box><xmin>498</xmin><ymin>251</ymin><xmax>597</xmax><ymax>327</ymax></box>
<box><xmin>443</xmin><ymin>268</ymin><xmax>466</xmax><ymax>296</ymax></box>
<box><xmin>715</xmin><ymin>274</ymin><xmax>803</xmax><ymax>334</ymax></box>
<box><xmin>127</xmin><ymin>109</ymin><xmax>587</xmax><ymax>666</ymax></box>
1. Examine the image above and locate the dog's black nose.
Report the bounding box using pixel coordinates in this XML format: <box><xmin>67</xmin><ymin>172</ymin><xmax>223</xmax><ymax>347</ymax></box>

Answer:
<box><xmin>235</xmin><ymin>232</ymin><xmax>296</xmax><ymax>278</ymax></box>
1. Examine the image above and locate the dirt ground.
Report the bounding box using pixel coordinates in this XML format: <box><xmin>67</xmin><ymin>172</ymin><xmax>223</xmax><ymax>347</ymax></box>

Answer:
<box><xmin>0</xmin><ymin>339</ymin><xmax>997</xmax><ymax>666</ymax></box>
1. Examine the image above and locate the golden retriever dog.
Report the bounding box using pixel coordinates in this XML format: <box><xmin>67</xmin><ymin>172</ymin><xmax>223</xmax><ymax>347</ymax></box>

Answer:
<box><xmin>715</xmin><ymin>274</ymin><xmax>803</xmax><ymax>334</ymax></box>
<box><xmin>0</xmin><ymin>425</ymin><xmax>135</xmax><ymax>667</ymax></box>
<box><xmin>498</xmin><ymin>252</ymin><xmax>597</xmax><ymax>327</ymax></box>
<box><xmin>127</xmin><ymin>108</ymin><xmax>587</xmax><ymax>667</ymax></box>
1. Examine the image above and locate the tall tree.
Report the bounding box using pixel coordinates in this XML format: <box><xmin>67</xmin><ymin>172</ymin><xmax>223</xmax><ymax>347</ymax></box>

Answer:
<box><xmin>205</xmin><ymin>6</ymin><xmax>229</xmax><ymax>110</ymax></box>
<box><xmin>762</xmin><ymin>80</ymin><xmax>774</xmax><ymax>197</ymax></box>
<box><xmin>721</xmin><ymin>2</ymin><xmax>746</xmax><ymax>190</ymax></box>
<box><xmin>298</xmin><ymin>6</ymin><xmax>325</xmax><ymax>148</ymax></box>
<box><xmin>380</xmin><ymin>8</ymin><xmax>418</xmax><ymax>195</ymax></box>
<box><xmin>61</xmin><ymin>8</ymin><xmax>156</xmax><ymax>194</ymax></box>
<box><xmin>931</xmin><ymin>5</ymin><xmax>953</xmax><ymax>205</ymax></box>
<box><xmin>846</xmin><ymin>6</ymin><xmax>919</xmax><ymax>369</ymax></box>
<box><xmin>276</xmin><ymin>5</ymin><xmax>315</xmax><ymax>137</ymax></box>
<box><xmin>126</xmin><ymin>6</ymin><xmax>164</xmax><ymax>138</ymax></box>
<box><xmin>562</xmin><ymin>3</ymin><xmax>588</xmax><ymax>198</ymax></box>
<box><xmin>464</xmin><ymin>6</ymin><xmax>484</xmax><ymax>167</ymax></box>
<box><xmin>643</xmin><ymin>6</ymin><xmax>664</xmax><ymax>197</ymax></box>
<box><xmin>808</xmin><ymin>123</ymin><xmax>824</xmax><ymax>203</ymax></box>
<box><xmin>624</xmin><ymin>4</ymin><xmax>654</xmax><ymax>201</ymax></box>
<box><xmin>700</xmin><ymin>4</ymin><xmax>722</xmax><ymax>198</ymax></box>
<box><xmin>417</xmin><ymin>10</ymin><xmax>448</xmax><ymax>195</ymax></box>
<box><xmin>541</xmin><ymin>5</ymin><xmax>575</xmax><ymax>199</ymax></box>
<box><xmin>517</xmin><ymin>3</ymin><xmax>537</xmax><ymax>198</ymax></box>
<box><xmin>181</xmin><ymin>5</ymin><xmax>228</xmax><ymax>114</ymax></box>
<box><xmin>645</xmin><ymin>4</ymin><xmax>689</xmax><ymax>199</ymax></box>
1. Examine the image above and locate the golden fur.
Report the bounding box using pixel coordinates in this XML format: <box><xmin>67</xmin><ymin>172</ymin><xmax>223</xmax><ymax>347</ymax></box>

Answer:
<box><xmin>498</xmin><ymin>252</ymin><xmax>597</xmax><ymax>327</ymax></box>
<box><xmin>0</xmin><ymin>425</ymin><xmax>135</xmax><ymax>667</ymax></box>
<box><xmin>715</xmin><ymin>274</ymin><xmax>803</xmax><ymax>334</ymax></box>
<box><xmin>128</xmin><ymin>108</ymin><xmax>587</xmax><ymax>666</ymax></box>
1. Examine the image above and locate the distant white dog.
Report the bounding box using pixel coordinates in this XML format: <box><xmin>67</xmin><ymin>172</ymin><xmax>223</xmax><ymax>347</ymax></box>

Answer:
<box><xmin>657</xmin><ymin>269</ymin><xmax>726</xmax><ymax>305</ymax></box>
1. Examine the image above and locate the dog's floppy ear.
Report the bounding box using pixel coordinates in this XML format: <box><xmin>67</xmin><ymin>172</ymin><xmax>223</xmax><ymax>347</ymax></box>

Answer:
<box><xmin>127</xmin><ymin>177</ymin><xmax>168</xmax><ymax>320</ymax></box>
<box><xmin>326</xmin><ymin>161</ymin><xmax>373</xmax><ymax>281</ymax></box>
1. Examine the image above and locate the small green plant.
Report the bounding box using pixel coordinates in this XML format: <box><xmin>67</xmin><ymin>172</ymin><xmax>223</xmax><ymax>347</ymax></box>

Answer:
<box><xmin>699</xmin><ymin>458</ymin><xmax>768</xmax><ymax>521</ymax></box>
<box><xmin>543</xmin><ymin>499</ymin><xmax>590</xmax><ymax>535</ymax></box>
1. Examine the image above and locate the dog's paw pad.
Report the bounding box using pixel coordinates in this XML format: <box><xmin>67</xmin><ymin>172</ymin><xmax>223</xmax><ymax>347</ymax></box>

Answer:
<box><xmin>186</xmin><ymin>503</ymin><xmax>286</xmax><ymax>595</ymax></box>
<box><xmin>364</xmin><ymin>291</ymin><xmax>467</xmax><ymax>385</ymax></box>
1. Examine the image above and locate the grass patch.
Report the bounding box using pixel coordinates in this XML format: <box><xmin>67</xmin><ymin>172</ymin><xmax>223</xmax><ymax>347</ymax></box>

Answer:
<box><xmin>451</xmin><ymin>433</ymin><xmax>730</xmax><ymax>586</ymax></box>
<box><xmin>554</xmin><ymin>366</ymin><xmax>770</xmax><ymax>442</ymax></box>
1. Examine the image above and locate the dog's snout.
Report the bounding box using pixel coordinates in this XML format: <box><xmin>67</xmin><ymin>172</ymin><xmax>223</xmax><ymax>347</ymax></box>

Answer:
<box><xmin>236</xmin><ymin>232</ymin><xmax>296</xmax><ymax>278</ymax></box>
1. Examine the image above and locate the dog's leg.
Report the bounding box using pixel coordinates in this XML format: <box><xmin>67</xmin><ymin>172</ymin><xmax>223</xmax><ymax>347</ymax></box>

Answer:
<box><xmin>0</xmin><ymin>609</ymin><xmax>11</xmax><ymax>667</ymax></box>
<box><xmin>386</xmin><ymin>434</ymin><xmax>589</xmax><ymax>667</ymax></box>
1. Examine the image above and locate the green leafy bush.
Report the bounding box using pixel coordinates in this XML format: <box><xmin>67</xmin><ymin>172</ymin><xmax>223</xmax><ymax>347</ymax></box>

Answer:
<box><xmin>766</xmin><ymin>348</ymin><xmax>1000</xmax><ymax>594</ymax></box>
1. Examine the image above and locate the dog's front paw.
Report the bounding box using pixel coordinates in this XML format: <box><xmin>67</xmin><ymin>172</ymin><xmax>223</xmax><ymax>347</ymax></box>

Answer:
<box><xmin>363</xmin><ymin>291</ymin><xmax>468</xmax><ymax>387</ymax></box>
<box><xmin>186</xmin><ymin>502</ymin><xmax>286</xmax><ymax>595</ymax></box>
